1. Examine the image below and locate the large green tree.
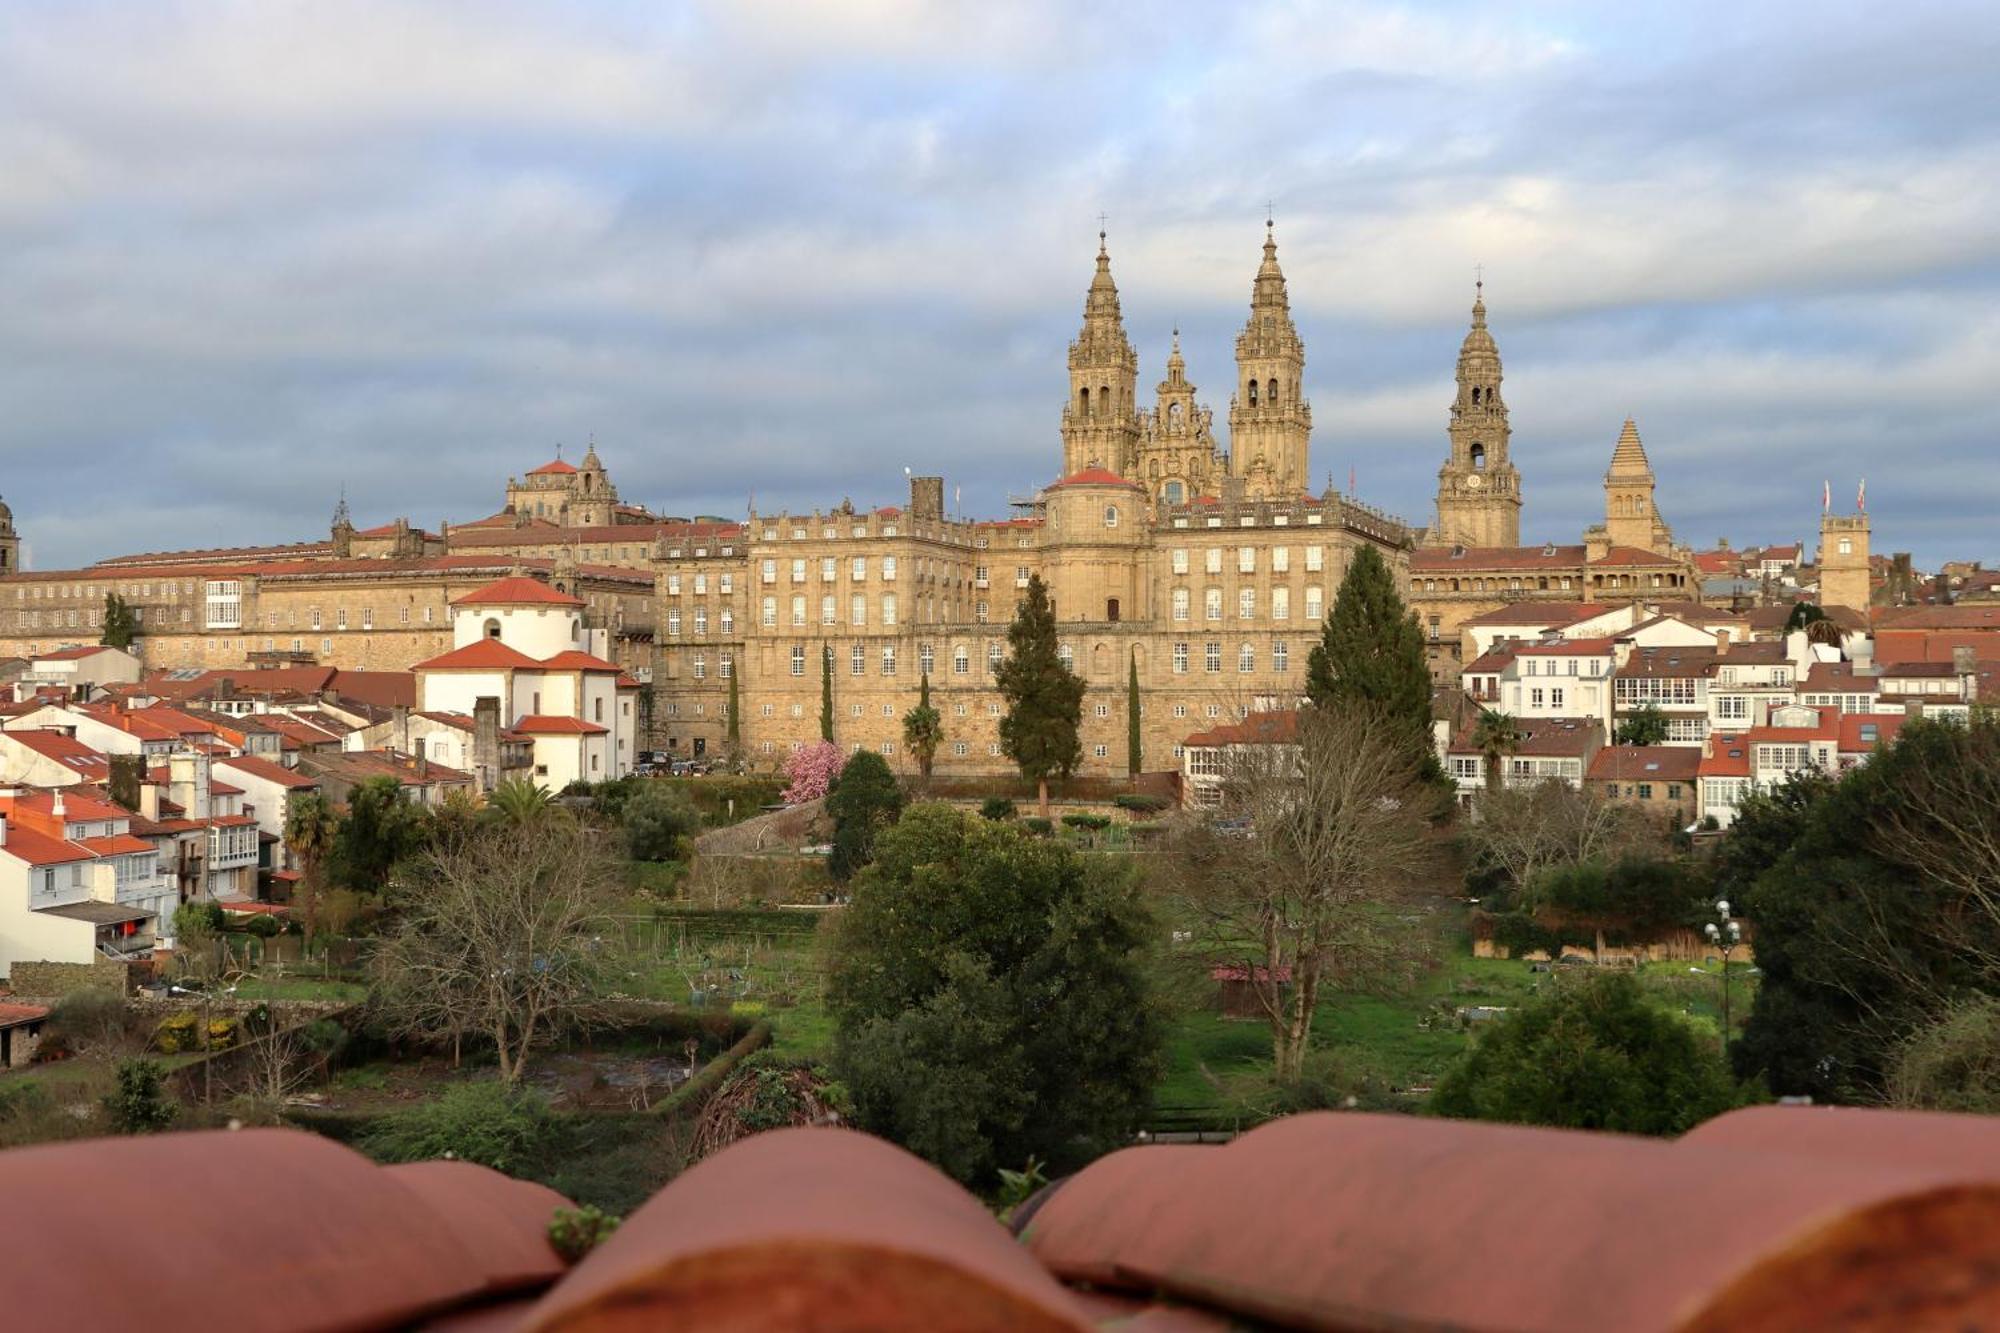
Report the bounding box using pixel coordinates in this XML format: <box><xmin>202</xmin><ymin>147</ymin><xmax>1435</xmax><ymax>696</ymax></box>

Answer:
<box><xmin>1303</xmin><ymin>545</ymin><xmax>1438</xmax><ymax>777</ymax></box>
<box><xmin>995</xmin><ymin>574</ymin><xmax>1085</xmax><ymax>817</ymax></box>
<box><xmin>283</xmin><ymin>791</ymin><xmax>339</xmax><ymax>940</ymax></box>
<box><xmin>825</xmin><ymin>749</ymin><xmax>905</xmax><ymax>882</ymax></box>
<box><xmin>100</xmin><ymin>593</ymin><xmax>140</xmax><ymax>650</ymax></box>
<box><xmin>901</xmin><ymin>673</ymin><xmax>943</xmax><ymax>780</ymax></box>
<box><xmin>1468</xmin><ymin>709</ymin><xmax>1518</xmax><ymax>797</ymax></box>
<box><xmin>330</xmin><ymin>776</ymin><xmax>430</xmax><ymax>895</ymax></box>
<box><xmin>828</xmin><ymin>804</ymin><xmax>1159</xmax><ymax>1184</ymax></box>
<box><xmin>1612</xmin><ymin>703</ymin><xmax>1670</xmax><ymax>747</ymax></box>
<box><xmin>1125</xmin><ymin>651</ymin><xmax>1141</xmax><ymax>777</ymax></box>
<box><xmin>1432</xmin><ymin>972</ymin><xmax>1743</xmax><ymax>1135</ymax></box>
<box><xmin>1733</xmin><ymin>717</ymin><xmax>2000</xmax><ymax>1101</ymax></box>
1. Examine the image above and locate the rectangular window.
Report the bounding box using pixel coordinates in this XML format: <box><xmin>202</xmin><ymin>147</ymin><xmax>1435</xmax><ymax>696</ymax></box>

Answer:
<box><xmin>790</xmin><ymin>595</ymin><xmax>806</xmax><ymax>627</ymax></box>
<box><xmin>761</xmin><ymin>559</ymin><xmax>776</xmax><ymax>585</ymax></box>
<box><xmin>1271</xmin><ymin>587</ymin><xmax>1290</xmax><ymax>620</ymax></box>
<box><xmin>821</xmin><ymin>595</ymin><xmax>836</xmax><ymax>625</ymax></box>
<box><xmin>1205</xmin><ymin>548</ymin><xmax>1222</xmax><ymax>575</ymax></box>
<box><xmin>882</xmin><ymin>593</ymin><xmax>897</xmax><ymax>626</ymax></box>
<box><xmin>1305</xmin><ymin>546</ymin><xmax>1325</xmax><ymax>572</ymax></box>
<box><xmin>667</xmin><ymin>609</ymin><xmax>682</xmax><ymax>636</ymax></box>
<box><xmin>1550</xmin><ymin>687</ymin><xmax>1565</xmax><ymax>708</ymax></box>
<box><xmin>1272</xmin><ymin>640</ymin><xmax>1289</xmax><ymax>673</ymax></box>
<box><xmin>310</xmin><ymin>607</ymin><xmax>323</xmax><ymax>631</ymax></box>
<box><xmin>693</xmin><ymin>652</ymin><xmax>707</xmax><ymax>680</ymax></box>
<box><xmin>953</xmin><ymin>646</ymin><xmax>970</xmax><ymax>675</ymax></box>
<box><xmin>851</xmin><ymin>594</ymin><xmax>866</xmax><ymax>626</ymax></box>
<box><xmin>1173</xmin><ymin>642</ymin><xmax>1188</xmax><ymax>674</ymax></box>
<box><xmin>1205</xmin><ymin>588</ymin><xmax>1222</xmax><ymax>621</ymax></box>
<box><xmin>1238</xmin><ymin>547</ymin><xmax>1255</xmax><ymax>574</ymax></box>
<box><xmin>852</xmin><ymin>644</ymin><xmax>866</xmax><ymax>676</ymax></box>
<box><xmin>919</xmin><ymin>642</ymin><xmax>934</xmax><ymax>675</ymax></box>
<box><xmin>882</xmin><ymin>556</ymin><xmax>897</xmax><ymax>582</ymax></box>
<box><xmin>667</xmin><ymin>573</ymin><xmax>681</xmax><ymax>595</ymax></box>
<box><xmin>761</xmin><ymin>596</ymin><xmax>777</xmax><ymax>628</ymax></box>
<box><xmin>361</xmin><ymin>608</ymin><xmax>373</xmax><ymax>630</ymax></box>
<box><xmin>1238</xmin><ymin>588</ymin><xmax>1256</xmax><ymax>620</ymax></box>
<box><xmin>988</xmin><ymin>643</ymin><xmax>1003</xmax><ymax>672</ymax></box>
<box><xmin>1305</xmin><ymin>586</ymin><xmax>1323</xmax><ymax>621</ymax></box>
<box><xmin>1205</xmin><ymin>642</ymin><xmax>1221</xmax><ymax>673</ymax></box>
<box><xmin>1172</xmin><ymin>588</ymin><xmax>1190</xmax><ymax>621</ymax></box>
<box><xmin>1238</xmin><ymin>643</ymin><xmax>1255</xmax><ymax>673</ymax></box>
<box><xmin>1530</xmin><ymin>688</ymin><xmax>1545</xmax><ymax>708</ymax></box>
<box><xmin>822</xmin><ymin>557</ymin><xmax>836</xmax><ymax>582</ymax></box>
<box><xmin>851</xmin><ymin>557</ymin><xmax>866</xmax><ymax>581</ymax></box>
<box><xmin>1272</xmin><ymin>547</ymin><xmax>1290</xmax><ymax>573</ymax></box>
<box><xmin>204</xmin><ymin>580</ymin><xmax>243</xmax><ymax>630</ymax></box>
<box><xmin>882</xmin><ymin>646</ymin><xmax>897</xmax><ymax>676</ymax></box>
<box><xmin>1171</xmin><ymin>548</ymin><xmax>1188</xmax><ymax>575</ymax></box>
<box><xmin>791</xmin><ymin>645</ymin><xmax>806</xmax><ymax>676</ymax></box>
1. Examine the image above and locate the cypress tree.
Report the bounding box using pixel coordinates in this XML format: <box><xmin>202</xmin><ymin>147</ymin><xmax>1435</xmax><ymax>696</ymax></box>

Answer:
<box><xmin>725</xmin><ymin>656</ymin><xmax>741</xmax><ymax>750</ymax></box>
<box><xmin>1126</xmin><ymin>651</ymin><xmax>1141</xmax><ymax>778</ymax></box>
<box><xmin>101</xmin><ymin>593</ymin><xmax>140</xmax><ymax>650</ymax></box>
<box><xmin>996</xmin><ymin>574</ymin><xmax>1085</xmax><ymax>817</ymax></box>
<box><xmin>1304</xmin><ymin>545</ymin><xmax>1439</xmax><ymax>774</ymax></box>
<box><xmin>820</xmin><ymin>644</ymin><xmax>835</xmax><ymax>743</ymax></box>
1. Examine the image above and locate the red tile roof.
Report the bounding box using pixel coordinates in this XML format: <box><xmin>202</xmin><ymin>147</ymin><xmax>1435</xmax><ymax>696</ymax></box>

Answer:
<box><xmin>33</xmin><ymin>645</ymin><xmax>119</xmax><ymax>662</ymax></box>
<box><xmin>510</xmin><ymin>715</ymin><xmax>609</xmax><ymax>736</ymax></box>
<box><xmin>0</xmin><ymin>1003</ymin><xmax>50</xmax><ymax>1026</ymax></box>
<box><xmin>1454</xmin><ymin>602</ymin><xmax>1618</xmax><ymax>629</ymax></box>
<box><xmin>1587</xmin><ymin>545</ymin><xmax>1681</xmax><ymax>567</ymax></box>
<box><xmin>1050</xmin><ymin>465</ymin><xmax>1142</xmax><ymax>489</ymax></box>
<box><xmin>1838</xmin><ymin>712</ymin><xmax>1906</xmax><ymax>752</ymax></box>
<box><xmin>450</xmin><ymin>575</ymin><xmax>586</xmax><ymax>609</ymax></box>
<box><xmin>526</xmin><ymin>457</ymin><xmax>578</xmax><ymax>475</ymax></box>
<box><xmin>1513</xmin><ymin>637</ymin><xmax>1616</xmax><ymax>656</ymax></box>
<box><xmin>1587</xmin><ymin>746</ymin><xmax>1702</xmax><ymax>783</ymax></box>
<box><xmin>412</xmin><ymin>639</ymin><xmax>545</xmax><ymax>671</ymax></box>
<box><xmin>214</xmin><ymin>754</ymin><xmax>320</xmax><ymax>790</ymax></box>
<box><xmin>1412</xmin><ymin>543</ymin><xmax>1589</xmax><ymax>571</ymax></box>
<box><xmin>1182</xmin><ymin>710</ymin><xmax>1301</xmax><ymax>748</ymax></box>
<box><xmin>0</xmin><ymin>824</ymin><xmax>95</xmax><ymax>867</ymax></box>
<box><xmin>537</xmin><ymin>650</ymin><xmax>623</xmax><ymax>672</ymax></box>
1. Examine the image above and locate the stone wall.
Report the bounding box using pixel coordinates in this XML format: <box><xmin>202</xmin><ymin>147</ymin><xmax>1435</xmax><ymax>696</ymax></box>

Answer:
<box><xmin>8</xmin><ymin>959</ymin><xmax>132</xmax><ymax>998</ymax></box>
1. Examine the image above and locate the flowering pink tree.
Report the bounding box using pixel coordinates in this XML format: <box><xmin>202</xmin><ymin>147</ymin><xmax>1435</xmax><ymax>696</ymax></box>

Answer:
<box><xmin>782</xmin><ymin>741</ymin><xmax>844</xmax><ymax>805</ymax></box>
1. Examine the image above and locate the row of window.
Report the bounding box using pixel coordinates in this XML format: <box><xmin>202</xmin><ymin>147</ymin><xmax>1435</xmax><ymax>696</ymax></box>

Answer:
<box><xmin>1170</xmin><ymin>585</ymin><xmax>1325</xmax><ymax>622</ymax></box>
<box><xmin>1169</xmin><ymin>546</ymin><xmax>1327</xmax><ymax>576</ymax></box>
<box><xmin>1169</xmin><ymin>641</ymin><xmax>1293</xmax><ymax>674</ymax></box>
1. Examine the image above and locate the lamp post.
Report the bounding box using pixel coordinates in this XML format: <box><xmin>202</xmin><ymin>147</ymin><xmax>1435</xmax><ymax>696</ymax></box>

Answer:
<box><xmin>1704</xmin><ymin>898</ymin><xmax>1742</xmax><ymax>1051</ymax></box>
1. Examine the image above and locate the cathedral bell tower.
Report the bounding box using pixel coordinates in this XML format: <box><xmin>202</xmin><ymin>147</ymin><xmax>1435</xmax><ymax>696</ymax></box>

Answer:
<box><xmin>1060</xmin><ymin>232</ymin><xmax>1140</xmax><ymax>478</ymax></box>
<box><xmin>1429</xmin><ymin>281</ymin><xmax>1522</xmax><ymax>548</ymax></box>
<box><xmin>1227</xmin><ymin>221</ymin><xmax>1311</xmax><ymax>499</ymax></box>
<box><xmin>1135</xmin><ymin>330</ymin><xmax>1220</xmax><ymax>504</ymax></box>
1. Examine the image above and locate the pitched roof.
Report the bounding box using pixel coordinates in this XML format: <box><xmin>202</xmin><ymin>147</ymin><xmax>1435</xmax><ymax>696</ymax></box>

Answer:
<box><xmin>1513</xmin><ymin>637</ymin><xmax>1616</xmax><ymax>656</ymax></box>
<box><xmin>33</xmin><ymin>645</ymin><xmax>119</xmax><ymax>662</ymax></box>
<box><xmin>1606</xmin><ymin>416</ymin><xmax>1653</xmax><ymax>476</ymax></box>
<box><xmin>1049</xmin><ymin>465</ymin><xmax>1142</xmax><ymax>489</ymax></box>
<box><xmin>537</xmin><ymin>650</ymin><xmax>623</xmax><ymax>672</ymax></box>
<box><xmin>411</xmin><ymin>639</ymin><xmax>545</xmax><ymax>672</ymax></box>
<box><xmin>1587</xmin><ymin>746</ymin><xmax>1701</xmax><ymax>783</ymax></box>
<box><xmin>526</xmin><ymin>457</ymin><xmax>578</xmax><ymax>475</ymax></box>
<box><xmin>1839</xmin><ymin>713</ymin><xmax>1907</xmax><ymax>753</ymax></box>
<box><xmin>449</xmin><ymin>575</ymin><xmax>586</xmax><ymax>609</ymax></box>
<box><xmin>1410</xmin><ymin>544</ymin><xmax>1588</xmax><ymax>572</ymax></box>
<box><xmin>1183</xmin><ymin>710</ymin><xmax>1301</xmax><ymax>748</ymax></box>
<box><xmin>1455</xmin><ymin>602</ymin><xmax>1618</xmax><ymax>630</ymax></box>
<box><xmin>213</xmin><ymin>754</ymin><xmax>320</xmax><ymax>790</ymax></box>
<box><xmin>1618</xmin><ymin>645</ymin><xmax>1719</xmax><ymax>678</ymax></box>
<box><xmin>510</xmin><ymin>715</ymin><xmax>609</xmax><ymax>736</ymax></box>
<box><xmin>1587</xmin><ymin>545</ymin><xmax>1680</xmax><ymax>568</ymax></box>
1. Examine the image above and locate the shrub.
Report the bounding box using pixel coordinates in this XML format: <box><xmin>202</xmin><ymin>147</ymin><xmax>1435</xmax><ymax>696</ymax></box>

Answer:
<box><xmin>243</xmin><ymin>914</ymin><xmax>282</xmax><ymax>939</ymax></box>
<box><xmin>44</xmin><ymin>991</ymin><xmax>133</xmax><ymax>1059</ymax></box>
<box><xmin>1112</xmin><ymin>793</ymin><xmax>1168</xmax><ymax>813</ymax></box>
<box><xmin>1021</xmin><ymin>816</ymin><xmax>1052</xmax><ymax>836</ymax></box>
<box><xmin>1060</xmin><ymin>813</ymin><xmax>1111</xmax><ymax>831</ymax></box>
<box><xmin>174</xmin><ymin>899</ymin><xmax>226</xmax><ymax>939</ymax></box>
<box><xmin>781</xmin><ymin>742</ymin><xmax>844</xmax><ymax>805</ymax></box>
<box><xmin>548</xmin><ymin>1205</ymin><xmax>623</xmax><ymax>1262</ymax></box>
<box><xmin>624</xmin><ymin>783</ymin><xmax>703</xmax><ymax>862</ymax></box>
<box><xmin>104</xmin><ymin>1059</ymin><xmax>178</xmax><ymax>1134</ymax></box>
<box><xmin>979</xmin><ymin>797</ymin><xmax>1017</xmax><ymax>821</ymax></box>
<box><xmin>826</xmin><ymin>750</ymin><xmax>905</xmax><ymax>882</ymax></box>
<box><xmin>153</xmin><ymin>1011</ymin><xmax>200</xmax><ymax>1054</ymax></box>
<box><xmin>361</xmin><ymin>1081</ymin><xmax>557</xmax><ymax>1174</ymax></box>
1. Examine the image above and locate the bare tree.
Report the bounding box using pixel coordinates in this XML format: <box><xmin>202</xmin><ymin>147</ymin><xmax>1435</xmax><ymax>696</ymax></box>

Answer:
<box><xmin>373</xmin><ymin>818</ymin><xmax>619</xmax><ymax>1083</ymax></box>
<box><xmin>1461</xmin><ymin>780</ymin><xmax>1662</xmax><ymax>909</ymax></box>
<box><xmin>1165</xmin><ymin>706</ymin><xmax>1449</xmax><ymax>1083</ymax></box>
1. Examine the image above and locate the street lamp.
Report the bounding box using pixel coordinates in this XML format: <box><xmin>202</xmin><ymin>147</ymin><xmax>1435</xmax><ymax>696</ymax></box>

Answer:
<box><xmin>1704</xmin><ymin>899</ymin><xmax>1742</xmax><ymax>1051</ymax></box>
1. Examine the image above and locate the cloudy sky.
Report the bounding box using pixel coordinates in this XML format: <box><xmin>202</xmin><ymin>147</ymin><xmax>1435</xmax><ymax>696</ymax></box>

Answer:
<box><xmin>2</xmin><ymin>1</ymin><xmax>1996</xmax><ymax>570</ymax></box>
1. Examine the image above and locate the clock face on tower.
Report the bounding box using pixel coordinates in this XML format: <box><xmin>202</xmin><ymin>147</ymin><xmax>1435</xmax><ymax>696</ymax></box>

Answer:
<box><xmin>1465</xmin><ymin>473</ymin><xmax>1482</xmax><ymax>490</ymax></box>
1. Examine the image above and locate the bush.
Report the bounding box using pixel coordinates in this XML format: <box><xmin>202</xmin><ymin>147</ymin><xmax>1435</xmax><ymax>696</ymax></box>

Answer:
<box><xmin>624</xmin><ymin>783</ymin><xmax>703</xmax><ymax>862</ymax></box>
<box><xmin>242</xmin><ymin>914</ymin><xmax>282</xmax><ymax>939</ymax></box>
<box><xmin>44</xmin><ymin>991</ymin><xmax>133</xmax><ymax>1060</ymax></box>
<box><xmin>1112</xmin><ymin>793</ymin><xmax>1168</xmax><ymax>813</ymax></box>
<box><xmin>361</xmin><ymin>1081</ymin><xmax>558</xmax><ymax>1174</ymax></box>
<box><xmin>175</xmin><ymin>900</ymin><xmax>226</xmax><ymax>939</ymax></box>
<box><xmin>152</xmin><ymin>1011</ymin><xmax>200</xmax><ymax>1054</ymax></box>
<box><xmin>1888</xmin><ymin>997</ymin><xmax>2000</xmax><ymax>1113</ymax></box>
<box><xmin>826</xmin><ymin>750</ymin><xmax>905</xmax><ymax>883</ymax></box>
<box><xmin>104</xmin><ymin>1059</ymin><xmax>178</xmax><ymax>1134</ymax></box>
<box><xmin>1021</xmin><ymin>816</ymin><xmax>1052</xmax><ymax>836</ymax></box>
<box><xmin>979</xmin><ymin>797</ymin><xmax>1017</xmax><ymax>822</ymax></box>
<box><xmin>1431</xmin><ymin>972</ymin><xmax>1744</xmax><ymax>1135</ymax></box>
<box><xmin>1060</xmin><ymin>813</ymin><xmax>1111</xmax><ymax>831</ymax></box>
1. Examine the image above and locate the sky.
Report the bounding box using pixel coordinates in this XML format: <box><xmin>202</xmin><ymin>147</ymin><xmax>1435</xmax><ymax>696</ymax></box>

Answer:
<box><xmin>2</xmin><ymin>1</ymin><xmax>1996</xmax><ymax>571</ymax></box>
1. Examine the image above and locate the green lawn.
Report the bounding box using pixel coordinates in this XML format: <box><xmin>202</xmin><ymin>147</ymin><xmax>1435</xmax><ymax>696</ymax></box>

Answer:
<box><xmin>231</xmin><ymin>977</ymin><xmax>369</xmax><ymax>1003</ymax></box>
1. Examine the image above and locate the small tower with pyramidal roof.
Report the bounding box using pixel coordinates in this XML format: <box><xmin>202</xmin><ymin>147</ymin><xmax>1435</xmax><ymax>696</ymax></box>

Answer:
<box><xmin>1601</xmin><ymin>417</ymin><xmax>1674</xmax><ymax>553</ymax></box>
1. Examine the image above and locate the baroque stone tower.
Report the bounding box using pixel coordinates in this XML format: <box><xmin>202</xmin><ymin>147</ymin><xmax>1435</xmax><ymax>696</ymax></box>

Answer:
<box><xmin>1602</xmin><ymin>417</ymin><xmax>1674</xmax><ymax>552</ymax></box>
<box><xmin>1430</xmin><ymin>281</ymin><xmax>1521</xmax><ymax>547</ymax></box>
<box><xmin>0</xmin><ymin>494</ymin><xmax>18</xmax><ymax>573</ymax></box>
<box><xmin>1228</xmin><ymin>222</ymin><xmax>1311</xmax><ymax>499</ymax></box>
<box><xmin>1135</xmin><ymin>330</ymin><xmax>1222</xmax><ymax>504</ymax></box>
<box><xmin>1060</xmin><ymin>232</ymin><xmax>1141</xmax><ymax>478</ymax></box>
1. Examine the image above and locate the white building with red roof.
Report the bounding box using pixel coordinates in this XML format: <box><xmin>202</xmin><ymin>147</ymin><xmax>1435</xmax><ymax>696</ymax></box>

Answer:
<box><xmin>0</xmin><ymin>786</ymin><xmax>174</xmax><ymax>977</ymax></box>
<box><xmin>412</xmin><ymin>575</ymin><xmax>640</xmax><ymax>790</ymax></box>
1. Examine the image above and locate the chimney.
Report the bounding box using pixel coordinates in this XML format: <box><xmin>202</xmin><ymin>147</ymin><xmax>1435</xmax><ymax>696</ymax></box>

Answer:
<box><xmin>1953</xmin><ymin>645</ymin><xmax>1977</xmax><ymax>675</ymax></box>
<box><xmin>0</xmin><ymin>813</ymin><xmax>8</xmax><ymax>847</ymax></box>
<box><xmin>393</xmin><ymin>704</ymin><xmax>411</xmax><ymax>753</ymax></box>
<box><xmin>140</xmin><ymin>782</ymin><xmax>160</xmax><ymax>822</ymax></box>
<box><xmin>52</xmin><ymin>790</ymin><xmax>66</xmax><ymax>821</ymax></box>
<box><xmin>473</xmin><ymin>696</ymin><xmax>501</xmax><ymax>793</ymax></box>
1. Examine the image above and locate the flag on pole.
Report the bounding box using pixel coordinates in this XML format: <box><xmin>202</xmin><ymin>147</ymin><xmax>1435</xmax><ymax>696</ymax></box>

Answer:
<box><xmin>1822</xmin><ymin>479</ymin><xmax>1830</xmax><ymax>512</ymax></box>
<box><xmin>1858</xmin><ymin>479</ymin><xmax>1866</xmax><ymax>513</ymax></box>
<box><xmin>1348</xmin><ymin>465</ymin><xmax>1356</xmax><ymax>497</ymax></box>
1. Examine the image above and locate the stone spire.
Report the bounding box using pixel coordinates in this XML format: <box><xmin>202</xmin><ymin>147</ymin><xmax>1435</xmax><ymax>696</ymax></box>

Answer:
<box><xmin>1061</xmin><ymin>230</ymin><xmax>1140</xmax><ymax>478</ymax></box>
<box><xmin>1607</xmin><ymin>417</ymin><xmax>1653</xmax><ymax>477</ymax></box>
<box><xmin>1427</xmin><ymin>279</ymin><xmax>1521</xmax><ymax>548</ymax></box>
<box><xmin>1228</xmin><ymin>220</ymin><xmax>1310</xmax><ymax>499</ymax></box>
<box><xmin>1603</xmin><ymin>417</ymin><xmax>1672</xmax><ymax>552</ymax></box>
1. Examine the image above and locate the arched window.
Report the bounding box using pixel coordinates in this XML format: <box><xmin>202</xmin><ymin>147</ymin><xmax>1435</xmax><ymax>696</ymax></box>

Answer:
<box><xmin>483</xmin><ymin>618</ymin><xmax>501</xmax><ymax>639</ymax></box>
<box><xmin>1106</xmin><ymin>598</ymin><xmax>1120</xmax><ymax>623</ymax></box>
<box><xmin>1470</xmin><ymin>443</ymin><xmax>1486</xmax><ymax>471</ymax></box>
<box><xmin>1103</xmin><ymin>505</ymin><xmax>1119</xmax><ymax>529</ymax></box>
<box><xmin>1267</xmin><ymin>378</ymin><xmax>1278</xmax><ymax>405</ymax></box>
<box><xmin>1163</xmin><ymin>480</ymin><xmax>1185</xmax><ymax>503</ymax></box>
<box><xmin>570</xmin><ymin>618</ymin><xmax>581</xmax><ymax>641</ymax></box>
<box><xmin>1079</xmin><ymin>386</ymin><xmax>1091</xmax><ymax>417</ymax></box>
<box><xmin>1098</xmin><ymin>385</ymin><xmax>1110</xmax><ymax>415</ymax></box>
<box><xmin>1168</xmin><ymin>401</ymin><xmax>1182</xmax><ymax>423</ymax></box>
<box><xmin>1247</xmin><ymin>380</ymin><xmax>1259</xmax><ymax>405</ymax></box>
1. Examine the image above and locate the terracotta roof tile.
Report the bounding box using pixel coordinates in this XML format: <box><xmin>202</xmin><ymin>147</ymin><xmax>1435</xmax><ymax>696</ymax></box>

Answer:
<box><xmin>1586</xmin><ymin>746</ymin><xmax>1701</xmax><ymax>783</ymax></box>
<box><xmin>413</xmin><ymin>640</ymin><xmax>545</xmax><ymax>672</ymax></box>
<box><xmin>450</xmin><ymin>576</ymin><xmax>586</xmax><ymax>609</ymax></box>
<box><xmin>511</xmin><ymin>715</ymin><xmax>609</xmax><ymax>736</ymax></box>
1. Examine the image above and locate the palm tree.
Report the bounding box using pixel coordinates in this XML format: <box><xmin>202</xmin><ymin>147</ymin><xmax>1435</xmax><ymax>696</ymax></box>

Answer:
<box><xmin>283</xmin><ymin>792</ymin><xmax>339</xmax><ymax>942</ymax></box>
<box><xmin>1469</xmin><ymin>709</ymin><xmax>1519</xmax><ymax>798</ymax></box>
<box><xmin>488</xmin><ymin>777</ymin><xmax>554</xmax><ymax>826</ymax></box>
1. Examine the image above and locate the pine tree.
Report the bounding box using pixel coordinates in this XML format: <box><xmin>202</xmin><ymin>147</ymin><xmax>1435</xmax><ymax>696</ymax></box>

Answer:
<box><xmin>901</xmin><ymin>673</ymin><xmax>943</xmax><ymax>780</ymax></box>
<box><xmin>101</xmin><ymin>593</ymin><xmax>140</xmax><ymax>650</ymax></box>
<box><xmin>819</xmin><ymin>645</ymin><xmax>834</xmax><ymax>743</ymax></box>
<box><xmin>996</xmin><ymin>574</ymin><xmax>1085</xmax><ymax>817</ymax></box>
<box><xmin>1305</xmin><ymin>545</ymin><xmax>1439</xmax><ymax>776</ymax></box>
<box><xmin>1126</xmin><ymin>651</ymin><xmax>1142</xmax><ymax>778</ymax></box>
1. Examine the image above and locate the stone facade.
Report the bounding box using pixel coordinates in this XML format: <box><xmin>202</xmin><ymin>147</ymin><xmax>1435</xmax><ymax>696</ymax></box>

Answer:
<box><xmin>1818</xmin><ymin>510</ymin><xmax>1872</xmax><ymax>616</ymax></box>
<box><xmin>1427</xmin><ymin>284</ymin><xmax>1521</xmax><ymax>549</ymax></box>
